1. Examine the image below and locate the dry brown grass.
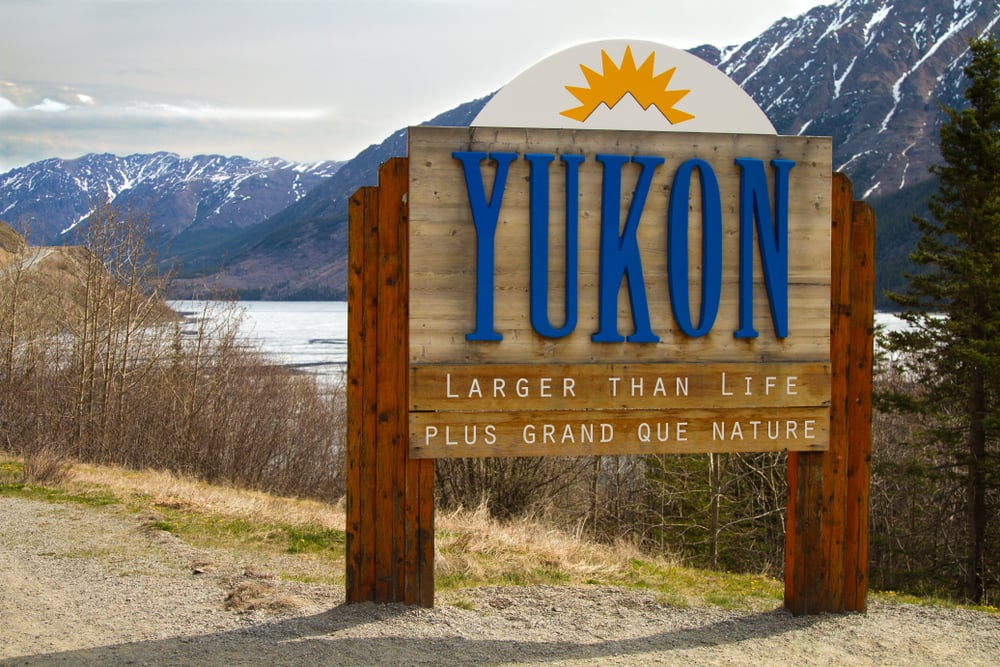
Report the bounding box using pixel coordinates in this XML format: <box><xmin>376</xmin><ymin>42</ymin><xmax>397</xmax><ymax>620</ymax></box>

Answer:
<box><xmin>0</xmin><ymin>220</ymin><xmax>26</xmax><ymax>254</ymax></box>
<box><xmin>435</xmin><ymin>504</ymin><xmax>658</xmax><ymax>585</ymax></box>
<box><xmin>224</xmin><ymin>580</ymin><xmax>306</xmax><ymax>612</ymax></box>
<box><xmin>70</xmin><ymin>462</ymin><xmax>346</xmax><ymax>531</ymax></box>
<box><xmin>21</xmin><ymin>441</ymin><xmax>72</xmax><ymax>486</ymax></box>
<box><xmin>64</xmin><ymin>461</ymin><xmax>675</xmax><ymax>590</ymax></box>
<box><xmin>5</xmin><ymin>456</ymin><xmax>787</xmax><ymax>610</ymax></box>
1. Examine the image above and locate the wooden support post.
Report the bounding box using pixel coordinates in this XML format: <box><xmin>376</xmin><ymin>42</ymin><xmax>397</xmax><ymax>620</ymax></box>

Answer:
<box><xmin>844</xmin><ymin>201</ymin><xmax>876</xmax><ymax>611</ymax></box>
<box><xmin>346</xmin><ymin>185</ymin><xmax>379</xmax><ymax>604</ymax></box>
<box><xmin>785</xmin><ymin>173</ymin><xmax>875</xmax><ymax>614</ymax></box>
<box><xmin>346</xmin><ymin>158</ymin><xmax>435</xmax><ymax>608</ymax></box>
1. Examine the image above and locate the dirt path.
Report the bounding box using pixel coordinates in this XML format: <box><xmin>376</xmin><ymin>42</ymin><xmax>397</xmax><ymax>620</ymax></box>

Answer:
<box><xmin>2</xmin><ymin>496</ymin><xmax>998</xmax><ymax>666</ymax></box>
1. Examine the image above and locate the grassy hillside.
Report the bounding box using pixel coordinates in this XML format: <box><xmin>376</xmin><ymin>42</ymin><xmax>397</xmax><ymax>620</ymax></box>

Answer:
<box><xmin>2</xmin><ymin>456</ymin><xmax>994</xmax><ymax>614</ymax></box>
<box><xmin>0</xmin><ymin>457</ymin><xmax>781</xmax><ymax>611</ymax></box>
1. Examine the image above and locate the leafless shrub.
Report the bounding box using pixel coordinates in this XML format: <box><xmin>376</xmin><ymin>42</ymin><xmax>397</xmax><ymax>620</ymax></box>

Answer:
<box><xmin>21</xmin><ymin>439</ymin><xmax>72</xmax><ymax>486</ymax></box>
<box><xmin>436</xmin><ymin>456</ymin><xmax>591</xmax><ymax>521</ymax></box>
<box><xmin>870</xmin><ymin>363</ymin><xmax>975</xmax><ymax>598</ymax></box>
<box><xmin>0</xmin><ymin>201</ymin><xmax>345</xmax><ymax>501</ymax></box>
<box><xmin>635</xmin><ymin>452</ymin><xmax>786</xmax><ymax>573</ymax></box>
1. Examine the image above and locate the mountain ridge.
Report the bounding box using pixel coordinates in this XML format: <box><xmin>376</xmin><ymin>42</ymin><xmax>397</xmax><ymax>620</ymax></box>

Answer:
<box><xmin>2</xmin><ymin>0</ymin><xmax>997</xmax><ymax>300</ymax></box>
<box><xmin>0</xmin><ymin>151</ymin><xmax>343</xmax><ymax>248</ymax></box>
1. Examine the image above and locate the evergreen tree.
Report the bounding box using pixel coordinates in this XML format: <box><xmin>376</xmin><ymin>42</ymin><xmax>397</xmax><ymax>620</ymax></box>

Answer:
<box><xmin>887</xmin><ymin>37</ymin><xmax>1000</xmax><ymax>603</ymax></box>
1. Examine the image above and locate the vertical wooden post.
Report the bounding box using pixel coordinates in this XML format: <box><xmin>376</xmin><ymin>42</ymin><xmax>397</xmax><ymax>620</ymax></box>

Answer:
<box><xmin>346</xmin><ymin>157</ymin><xmax>435</xmax><ymax>608</ymax></box>
<box><xmin>785</xmin><ymin>173</ymin><xmax>875</xmax><ymax>614</ymax></box>
<box><xmin>346</xmin><ymin>185</ymin><xmax>378</xmax><ymax>603</ymax></box>
<box><xmin>844</xmin><ymin>201</ymin><xmax>876</xmax><ymax>611</ymax></box>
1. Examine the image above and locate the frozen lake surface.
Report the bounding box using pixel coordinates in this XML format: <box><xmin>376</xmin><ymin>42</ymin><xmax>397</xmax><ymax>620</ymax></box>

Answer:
<box><xmin>170</xmin><ymin>301</ymin><xmax>905</xmax><ymax>382</ymax></box>
<box><xmin>170</xmin><ymin>301</ymin><xmax>347</xmax><ymax>382</ymax></box>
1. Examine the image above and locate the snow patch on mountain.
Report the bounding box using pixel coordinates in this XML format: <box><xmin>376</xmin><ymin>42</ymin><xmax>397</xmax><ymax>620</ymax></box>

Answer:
<box><xmin>0</xmin><ymin>152</ymin><xmax>343</xmax><ymax>245</ymax></box>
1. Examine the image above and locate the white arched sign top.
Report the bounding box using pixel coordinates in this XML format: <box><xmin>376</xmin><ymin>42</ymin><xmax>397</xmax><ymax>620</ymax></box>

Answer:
<box><xmin>472</xmin><ymin>39</ymin><xmax>775</xmax><ymax>135</ymax></box>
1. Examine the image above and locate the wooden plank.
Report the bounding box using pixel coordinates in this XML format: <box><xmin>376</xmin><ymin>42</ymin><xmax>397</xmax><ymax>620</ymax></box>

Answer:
<box><xmin>783</xmin><ymin>449</ymin><xmax>799</xmax><ymax>610</ymax></box>
<box><xmin>396</xmin><ymin>159</ymin><xmax>419</xmax><ymax>606</ymax></box>
<box><xmin>390</xmin><ymin>156</ymin><xmax>423</xmax><ymax>606</ymax></box>
<box><xmin>785</xmin><ymin>172</ymin><xmax>852</xmax><ymax>615</ymax></box>
<box><xmin>403</xmin><ymin>453</ymin><xmax>419</xmax><ymax>605</ymax></box>
<box><xmin>360</xmin><ymin>187</ymin><xmax>382</xmax><ymax>602</ymax></box>
<box><xmin>363</xmin><ymin>186</ymin><xmax>382</xmax><ymax>603</ymax></box>
<box><xmin>411</xmin><ymin>406</ymin><xmax>828</xmax><ymax>458</ymax></box>
<box><xmin>372</xmin><ymin>166</ymin><xmax>394</xmax><ymax>602</ymax></box>
<box><xmin>375</xmin><ymin>157</ymin><xmax>409</xmax><ymax>603</ymax></box>
<box><xmin>408</xmin><ymin>126</ymin><xmax>833</xmax><ymax>366</ymax></box>
<box><xmin>345</xmin><ymin>187</ymin><xmax>363</xmax><ymax>602</ymax></box>
<box><xmin>844</xmin><ymin>201</ymin><xmax>875</xmax><ymax>611</ymax></box>
<box><xmin>787</xmin><ymin>451</ymin><xmax>825</xmax><ymax>612</ymax></box>
<box><xmin>411</xmin><ymin>362</ymin><xmax>831</xmax><ymax>412</ymax></box>
<box><xmin>417</xmin><ymin>457</ymin><xmax>435</xmax><ymax>607</ymax></box>
<box><xmin>819</xmin><ymin>171</ymin><xmax>853</xmax><ymax>613</ymax></box>
<box><xmin>346</xmin><ymin>186</ymin><xmax>379</xmax><ymax>603</ymax></box>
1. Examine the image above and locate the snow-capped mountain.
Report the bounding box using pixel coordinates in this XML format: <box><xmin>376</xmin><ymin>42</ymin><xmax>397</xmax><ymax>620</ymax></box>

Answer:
<box><xmin>197</xmin><ymin>0</ymin><xmax>996</xmax><ymax>299</ymax></box>
<box><xmin>695</xmin><ymin>0</ymin><xmax>999</xmax><ymax>198</ymax></box>
<box><xmin>1</xmin><ymin>0</ymin><xmax>996</xmax><ymax>300</ymax></box>
<box><xmin>0</xmin><ymin>152</ymin><xmax>341</xmax><ymax>245</ymax></box>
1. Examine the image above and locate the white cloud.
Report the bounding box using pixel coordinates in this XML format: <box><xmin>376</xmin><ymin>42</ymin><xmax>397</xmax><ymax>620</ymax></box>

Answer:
<box><xmin>0</xmin><ymin>91</ymin><xmax>325</xmax><ymax>123</ymax></box>
<box><xmin>0</xmin><ymin>0</ymin><xmax>826</xmax><ymax>169</ymax></box>
<box><xmin>124</xmin><ymin>102</ymin><xmax>327</xmax><ymax>121</ymax></box>
<box><xmin>30</xmin><ymin>98</ymin><xmax>70</xmax><ymax>113</ymax></box>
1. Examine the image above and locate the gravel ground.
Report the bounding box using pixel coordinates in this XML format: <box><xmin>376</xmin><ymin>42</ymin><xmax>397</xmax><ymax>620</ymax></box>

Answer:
<box><xmin>2</xmin><ymin>496</ymin><xmax>999</xmax><ymax>666</ymax></box>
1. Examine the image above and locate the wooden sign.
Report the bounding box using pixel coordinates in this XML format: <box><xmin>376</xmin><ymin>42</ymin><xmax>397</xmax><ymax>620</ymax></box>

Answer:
<box><xmin>408</xmin><ymin>126</ymin><xmax>832</xmax><ymax>458</ymax></box>
<box><xmin>348</xmin><ymin>39</ymin><xmax>873</xmax><ymax>615</ymax></box>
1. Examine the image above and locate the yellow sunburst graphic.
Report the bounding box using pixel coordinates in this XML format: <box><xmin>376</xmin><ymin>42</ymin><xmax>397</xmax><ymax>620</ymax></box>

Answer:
<box><xmin>560</xmin><ymin>45</ymin><xmax>695</xmax><ymax>125</ymax></box>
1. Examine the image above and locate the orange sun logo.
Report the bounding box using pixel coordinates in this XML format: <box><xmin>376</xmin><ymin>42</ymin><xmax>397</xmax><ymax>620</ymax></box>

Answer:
<box><xmin>560</xmin><ymin>45</ymin><xmax>695</xmax><ymax>125</ymax></box>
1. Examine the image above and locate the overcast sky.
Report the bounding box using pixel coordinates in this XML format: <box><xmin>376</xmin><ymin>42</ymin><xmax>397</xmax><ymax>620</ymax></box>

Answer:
<box><xmin>0</xmin><ymin>0</ymin><xmax>825</xmax><ymax>172</ymax></box>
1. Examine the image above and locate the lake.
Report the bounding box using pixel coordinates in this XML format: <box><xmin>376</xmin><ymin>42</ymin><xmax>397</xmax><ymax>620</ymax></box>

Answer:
<box><xmin>170</xmin><ymin>301</ymin><xmax>348</xmax><ymax>382</ymax></box>
<box><xmin>171</xmin><ymin>301</ymin><xmax>906</xmax><ymax>382</ymax></box>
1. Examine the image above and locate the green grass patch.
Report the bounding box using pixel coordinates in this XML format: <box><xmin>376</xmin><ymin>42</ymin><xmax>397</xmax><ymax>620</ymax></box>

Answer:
<box><xmin>0</xmin><ymin>480</ymin><xmax>120</xmax><ymax>507</ymax></box>
<box><xmin>139</xmin><ymin>506</ymin><xmax>346</xmax><ymax>564</ymax></box>
<box><xmin>146</xmin><ymin>520</ymin><xmax>177</xmax><ymax>533</ymax></box>
<box><xmin>436</xmin><ymin>571</ymin><xmax>476</xmax><ymax>591</ymax></box>
<box><xmin>871</xmin><ymin>589</ymin><xmax>1000</xmax><ymax>614</ymax></box>
<box><xmin>285</xmin><ymin>526</ymin><xmax>346</xmax><ymax>554</ymax></box>
<box><xmin>603</xmin><ymin>558</ymin><xmax>784</xmax><ymax>610</ymax></box>
<box><xmin>449</xmin><ymin>595</ymin><xmax>477</xmax><ymax>610</ymax></box>
<box><xmin>281</xmin><ymin>571</ymin><xmax>343</xmax><ymax>586</ymax></box>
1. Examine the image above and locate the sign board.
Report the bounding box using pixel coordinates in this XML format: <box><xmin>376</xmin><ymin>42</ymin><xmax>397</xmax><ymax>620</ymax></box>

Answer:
<box><xmin>400</xmin><ymin>40</ymin><xmax>831</xmax><ymax>458</ymax></box>
<box><xmin>408</xmin><ymin>127</ymin><xmax>832</xmax><ymax>458</ymax></box>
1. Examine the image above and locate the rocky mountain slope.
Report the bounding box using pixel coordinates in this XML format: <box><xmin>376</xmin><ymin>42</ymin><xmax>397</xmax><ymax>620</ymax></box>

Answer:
<box><xmin>0</xmin><ymin>152</ymin><xmax>341</xmax><ymax>248</ymax></box>
<box><xmin>167</xmin><ymin>97</ymin><xmax>489</xmax><ymax>299</ymax></box>
<box><xmin>695</xmin><ymin>0</ymin><xmax>999</xmax><ymax>199</ymax></box>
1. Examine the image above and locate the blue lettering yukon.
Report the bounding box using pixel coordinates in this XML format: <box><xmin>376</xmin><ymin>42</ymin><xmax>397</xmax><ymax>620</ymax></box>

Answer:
<box><xmin>451</xmin><ymin>151</ymin><xmax>795</xmax><ymax>344</ymax></box>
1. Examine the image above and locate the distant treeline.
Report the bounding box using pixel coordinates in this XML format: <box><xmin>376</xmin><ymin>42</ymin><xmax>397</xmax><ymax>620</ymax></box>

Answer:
<box><xmin>869</xmin><ymin>177</ymin><xmax>937</xmax><ymax>310</ymax></box>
